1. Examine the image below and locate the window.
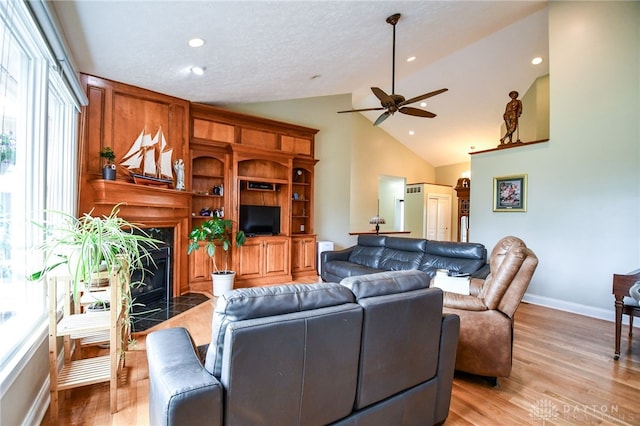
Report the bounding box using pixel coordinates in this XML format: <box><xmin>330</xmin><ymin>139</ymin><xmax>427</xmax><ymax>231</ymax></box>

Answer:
<box><xmin>0</xmin><ymin>0</ymin><xmax>81</xmax><ymax>381</ymax></box>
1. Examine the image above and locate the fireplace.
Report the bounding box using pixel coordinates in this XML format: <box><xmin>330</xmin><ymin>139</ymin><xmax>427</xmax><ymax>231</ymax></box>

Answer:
<box><xmin>130</xmin><ymin>227</ymin><xmax>174</xmax><ymax>306</ymax></box>
<box><xmin>86</xmin><ymin>179</ymin><xmax>192</xmax><ymax>296</ymax></box>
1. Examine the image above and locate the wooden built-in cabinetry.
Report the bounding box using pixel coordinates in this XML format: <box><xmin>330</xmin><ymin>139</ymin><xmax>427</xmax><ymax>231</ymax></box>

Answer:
<box><xmin>455</xmin><ymin>178</ymin><xmax>470</xmax><ymax>242</ymax></box>
<box><xmin>188</xmin><ymin>103</ymin><xmax>319</xmax><ymax>288</ymax></box>
<box><xmin>78</xmin><ymin>75</ymin><xmax>319</xmax><ymax>293</ymax></box>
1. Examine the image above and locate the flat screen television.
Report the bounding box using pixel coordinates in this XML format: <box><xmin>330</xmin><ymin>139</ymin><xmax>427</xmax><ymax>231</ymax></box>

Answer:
<box><xmin>239</xmin><ymin>205</ymin><xmax>281</xmax><ymax>236</ymax></box>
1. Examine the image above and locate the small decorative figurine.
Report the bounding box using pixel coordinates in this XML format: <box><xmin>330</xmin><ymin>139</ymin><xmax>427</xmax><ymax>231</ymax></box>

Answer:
<box><xmin>499</xmin><ymin>90</ymin><xmax>523</xmax><ymax>145</ymax></box>
<box><xmin>174</xmin><ymin>159</ymin><xmax>185</xmax><ymax>190</ymax></box>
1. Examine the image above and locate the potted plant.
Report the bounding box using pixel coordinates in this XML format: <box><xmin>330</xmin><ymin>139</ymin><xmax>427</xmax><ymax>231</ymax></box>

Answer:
<box><xmin>187</xmin><ymin>216</ymin><xmax>246</xmax><ymax>296</ymax></box>
<box><xmin>99</xmin><ymin>147</ymin><xmax>116</xmax><ymax>180</ymax></box>
<box><xmin>28</xmin><ymin>204</ymin><xmax>161</xmax><ymax>346</ymax></box>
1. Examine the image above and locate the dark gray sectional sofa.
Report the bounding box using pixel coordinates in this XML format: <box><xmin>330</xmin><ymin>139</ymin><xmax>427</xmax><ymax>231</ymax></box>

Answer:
<box><xmin>321</xmin><ymin>235</ymin><xmax>489</xmax><ymax>283</ymax></box>
<box><xmin>146</xmin><ymin>270</ymin><xmax>459</xmax><ymax>426</ymax></box>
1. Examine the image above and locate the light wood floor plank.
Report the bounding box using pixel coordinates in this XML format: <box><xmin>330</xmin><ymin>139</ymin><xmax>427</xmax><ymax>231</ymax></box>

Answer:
<box><xmin>40</xmin><ymin>290</ymin><xmax>640</xmax><ymax>425</ymax></box>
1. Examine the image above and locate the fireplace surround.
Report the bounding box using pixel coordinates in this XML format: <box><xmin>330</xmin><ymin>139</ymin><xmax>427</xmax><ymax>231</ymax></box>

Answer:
<box><xmin>86</xmin><ymin>179</ymin><xmax>191</xmax><ymax>296</ymax></box>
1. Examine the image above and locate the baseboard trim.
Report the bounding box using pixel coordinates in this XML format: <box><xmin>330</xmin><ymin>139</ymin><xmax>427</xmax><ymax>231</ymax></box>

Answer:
<box><xmin>522</xmin><ymin>293</ymin><xmax>639</xmax><ymax>327</ymax></box>
<box><xmin>24</xmin><ymin>375</ymin><xmax>50</xmax><ymax>426</ymax></box>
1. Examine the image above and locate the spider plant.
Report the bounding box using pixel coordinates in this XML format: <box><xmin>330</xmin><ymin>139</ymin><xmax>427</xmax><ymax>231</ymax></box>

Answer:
<box><xmin>28</xmin><ymin>204</ymin><xmax>160</xmax><ymax>300</ymax></box>
<box><xmin>28</xmin><ymin>205</ymin><xmax>161</xmax><ymax>349</ymax></box>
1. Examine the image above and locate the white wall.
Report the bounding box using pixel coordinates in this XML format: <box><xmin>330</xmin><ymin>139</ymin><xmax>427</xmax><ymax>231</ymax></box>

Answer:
<box><xmin>471</xmin><ymin>1</ymin><xmax>640</xmax><ymax>319</ymax></box>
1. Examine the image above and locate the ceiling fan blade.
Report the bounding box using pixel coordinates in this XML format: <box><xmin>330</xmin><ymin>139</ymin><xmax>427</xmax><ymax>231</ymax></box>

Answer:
<box><xmin>399</xmin><ymin>107</ymin><xmax>436</xmax><ymax>118</ymax></box>
<box><xmin>337</xmin><ymin>107</ymin><xmax>385</xmax><ymax>114</ymax></box>
<box><xmin>371</xmin><ymin>87</ymin><xmax>392</xmax><ymax>103</ymax></box>
<box><xmin>398</xmin><ymin>88</ymin><xmax>449</xmax><ymax>107</ymax></box>
<box><xmin>374</xmin><ymin>111</ymin><xmax>392</xmax><ymax>126</ymax></box>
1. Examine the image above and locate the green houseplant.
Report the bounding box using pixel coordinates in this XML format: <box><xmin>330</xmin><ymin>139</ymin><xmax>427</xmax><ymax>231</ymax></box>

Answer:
<box><xmin>187</xmin><ymin>217</ymin><xmax>246</xmax><ymax>296</ymax></box>
<box><xmin>99</xmin><ymin>147</ymin><xmax>116</xmax><ymax>180</ymax></box>
<box><xmin>29</xmin><ymin>204</ymin><xmax>161</xmax><ymax>345</ymax></box>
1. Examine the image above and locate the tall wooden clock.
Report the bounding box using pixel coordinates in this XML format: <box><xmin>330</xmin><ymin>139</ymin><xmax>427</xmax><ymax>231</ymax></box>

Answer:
<box><xmin>455</xmin><ymin>178</ymin><xmax>470</xmax><ymax>242</ymax></box>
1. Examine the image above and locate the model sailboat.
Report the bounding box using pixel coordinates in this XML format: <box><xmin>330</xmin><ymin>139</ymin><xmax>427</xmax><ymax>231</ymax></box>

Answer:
<box><xmin>120</xmin><ymin>127</ymin><xmax>174</xmax><ymax>186</ymax></box>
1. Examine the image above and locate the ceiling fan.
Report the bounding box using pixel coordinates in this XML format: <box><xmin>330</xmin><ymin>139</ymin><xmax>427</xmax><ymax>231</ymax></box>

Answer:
<box><xmin>338</xmin><ymin>13</ymin><xmax>448</xmax><ymax>126</ymax></box>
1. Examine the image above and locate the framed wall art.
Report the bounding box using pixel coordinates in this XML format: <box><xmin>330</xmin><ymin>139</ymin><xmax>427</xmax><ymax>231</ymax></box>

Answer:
<box><xmin>493</xmin><ymin>174</ymin><xmax>527</xmax><ymax>212</ymax></box>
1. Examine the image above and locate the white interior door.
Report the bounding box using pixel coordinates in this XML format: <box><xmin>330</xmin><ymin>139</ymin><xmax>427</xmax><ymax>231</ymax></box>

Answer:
<box><xmin>426</xmin><ymin>194</ymin><xmax>452</xmax><ymax>241</ymax></box>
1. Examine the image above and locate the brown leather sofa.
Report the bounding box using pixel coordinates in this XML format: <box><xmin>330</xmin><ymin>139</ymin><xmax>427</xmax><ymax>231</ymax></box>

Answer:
<box><xmin>436</xmin><ymin>236</ymin><xmax>538</xmax><ymax>381</ymax></box>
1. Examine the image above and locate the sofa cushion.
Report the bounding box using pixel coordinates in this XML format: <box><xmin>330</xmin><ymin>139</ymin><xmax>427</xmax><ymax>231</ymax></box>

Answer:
<box><xmin>323</xmin><ymin>260</ymin><xmax>384</xmax><ymax>280</ymax></box>
<box><xmin>221</xmin><ymin>303</ymin><xmax>363</xmax><ymax>425</ymax></box>
<box><xmin>378</xmin><ymin>248</ymin><xmax>423</xmax><ymax>271</ymax></box>
<box><xmin>424</xmin><ymin>240</ymin><xmax>486</xmax><ymax>260</ymax></box>
<box><xmin>340</xmin><ymin>270</ymin><xmax>444</xmax><ymax>409</ymax></box>
<box><xmin>340</xmin><ymin>270</ymin><xmax>430</xmax><ymax>300</ymax></box>
<box><xmin>348</xmin><ymin>235</ymin><xmax>386</xmax><ymax>268</ymax></box>
<box><xmin>205</xmin><ymin>282</ymin><xmax>355</xmax><ymax>377</ymax></box>
<box><xmin>419</xmin><ymin>241</ymin><xmax>487</xmax><ymax>276</ymax></box>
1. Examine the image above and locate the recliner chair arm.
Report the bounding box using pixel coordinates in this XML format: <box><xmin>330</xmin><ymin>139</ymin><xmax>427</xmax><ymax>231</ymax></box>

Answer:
<box><xmin>469</xmin><ymin>278</ymin><xmax>484</xmax><ymax>296</ymax></box>
<box><xmin>442</xmin><ymin>292</ymin><xmax>488</xmax><ymax>311</ymax></box>
<box><xmin>147</xmin><ymin>327</ymin><xmax>223</xmax><ymax>426</ymax></box>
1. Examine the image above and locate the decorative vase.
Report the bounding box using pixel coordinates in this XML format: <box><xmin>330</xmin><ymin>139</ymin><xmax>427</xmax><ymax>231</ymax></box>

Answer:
<box><xmin>212</xmin><ymin>271</ymin><xmax>236</xmax><ymax>297</ymax></box>
<box><xmin>102</xmin><ymin>164</ymin><xmax>116</xmax><ymax>180</ymax></box>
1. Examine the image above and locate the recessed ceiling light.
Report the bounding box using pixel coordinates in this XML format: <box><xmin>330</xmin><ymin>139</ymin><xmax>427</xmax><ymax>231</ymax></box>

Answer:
<box><xmin>189</xmin><ymin>38</ymin><xmax>205</xmax><ymax>48</ymax></box>
<box><xmin>531</xmin><ymin>56</ymin><xmax>543</xmax><ymax>65</ymax></box>
<box><xmin>409</xmin><ymin>130</ymin><xmax>415</xmax><ymax>136</ymax></box>
<box><xmin>420</xmin><ymin>102</ymin><xmax>427</xmax><ymax>107</ymax></box>
<box><xmin>407</xmin><ymin>56</ymin><xmax>416</xmax><ymax>62</ymax></box>
<box><xmin>191</xmin><ymin>66</ymin><xmax>205</xmax><ymax>76</ymax></box>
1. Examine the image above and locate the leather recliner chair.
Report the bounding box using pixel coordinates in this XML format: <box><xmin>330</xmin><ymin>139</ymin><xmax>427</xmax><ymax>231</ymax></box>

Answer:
<box><xmin>439</xmin><ymin>236</ymin><xmax>538</xmax><ymax>381</ymax></box>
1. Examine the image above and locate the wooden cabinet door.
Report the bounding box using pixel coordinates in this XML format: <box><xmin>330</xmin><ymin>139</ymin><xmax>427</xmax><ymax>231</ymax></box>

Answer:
<box><xmin>237</xmin><ymin>238</ymin><xmax>264</xmax><ymax>280</ymax></box>
<box><xmin>292</xmin><ymin>235</ymin><xmax>316</xmax><ymax>276</ymax></box>
<box><xmin>301</xmin><ymin>236</ymin><xmax>316</xmax><ymax>270</ymax></box>
<box><xmin>264</xmin><ymin>237</ymin><xmax>290</xmax><ymax>277</ymax></box>
<box><xmin>190</xmin><ymin>246</ymin><xmax>213</xmax><ymax>281</ymax></box>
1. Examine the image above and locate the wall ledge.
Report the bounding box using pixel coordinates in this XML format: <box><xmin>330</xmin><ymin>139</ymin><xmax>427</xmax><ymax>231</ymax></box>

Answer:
<box><xmin>470</xmin><ymin>139</ymin><xmax>549</xmax><ymax>156</ymax></box>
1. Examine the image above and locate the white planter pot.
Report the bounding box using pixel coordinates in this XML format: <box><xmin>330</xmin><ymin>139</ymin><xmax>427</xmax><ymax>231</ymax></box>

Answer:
<box><xmin>212</xmin><ymin>271</ymin><xmax>236</xmax><ymax>297</ymax></box>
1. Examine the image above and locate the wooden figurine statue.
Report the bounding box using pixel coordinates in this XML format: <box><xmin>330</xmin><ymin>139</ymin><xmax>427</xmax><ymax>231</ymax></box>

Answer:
<box><xmin>500</xmin><ymin>91</ymin><xmax>522</xmax><ymax>144</ymax></box>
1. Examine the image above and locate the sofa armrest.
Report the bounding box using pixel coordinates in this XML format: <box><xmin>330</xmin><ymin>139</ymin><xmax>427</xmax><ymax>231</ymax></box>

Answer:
<box><xmin>321</xmin><ymin>246</ymin><xmax>354</xmax><ymax>264</ymax></box>
<box><xmin>469</xmin><ymin>278</ymin><xmax>484</xmax><ymax>296</ymax></box>
<box><xmin>146</xmin><ymin>327</ymin><xmax>223</xmax><ymax>426</ymax></box>
<box><xmin>471</xmin><ymin>263</ymin><xmax>490</xmax><ymax>279</ymax></box>
<box><xmin>434</xmin><ymin>313</ymin><xmax>460</xmax><ymax>425</ymax></box>
<box><xmin>442</xmin><ymin>292</ymin><xmax>488</xmax><ymax>311</ymax></box>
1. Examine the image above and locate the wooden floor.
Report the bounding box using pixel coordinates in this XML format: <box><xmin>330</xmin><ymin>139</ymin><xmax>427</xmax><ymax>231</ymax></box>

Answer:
<box><xmin>41</xmin><ymin>283</ymin><xmax>640</xmax><ymax>425</ymax></box>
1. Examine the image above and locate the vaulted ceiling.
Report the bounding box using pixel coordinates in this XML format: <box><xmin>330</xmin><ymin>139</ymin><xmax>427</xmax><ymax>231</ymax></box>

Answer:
<box><xmin>52</xmin><ymin>0</ymin><xmax>549</xmax><ymax>167</ymax></box>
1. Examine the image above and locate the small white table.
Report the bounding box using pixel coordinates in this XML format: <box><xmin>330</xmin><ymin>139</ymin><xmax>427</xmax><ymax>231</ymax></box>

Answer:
<box><xmin>431</xmin><ymin>271</ymin><xmax>471</xmax><ymax>295</ymax></box>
